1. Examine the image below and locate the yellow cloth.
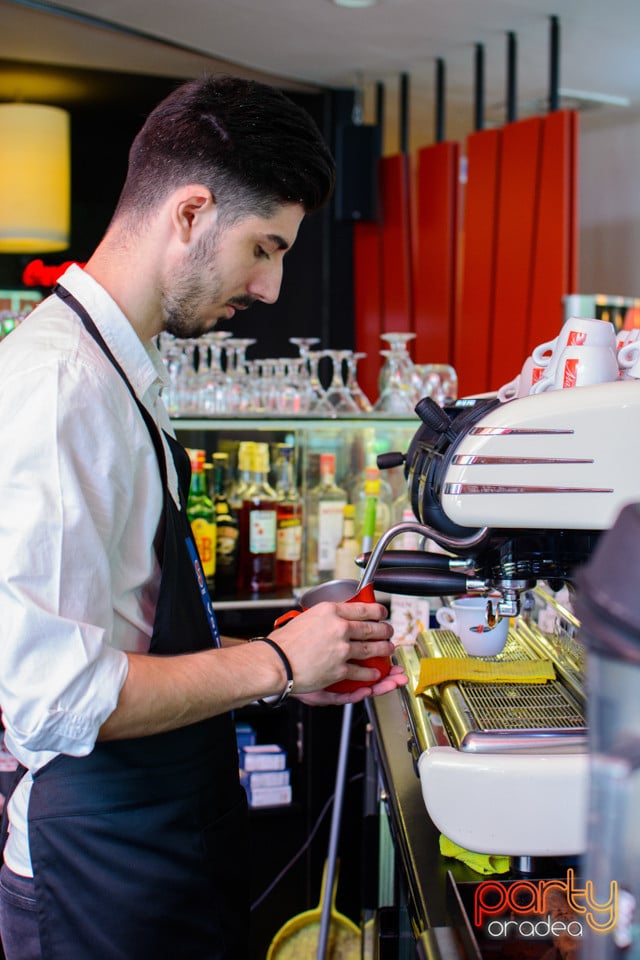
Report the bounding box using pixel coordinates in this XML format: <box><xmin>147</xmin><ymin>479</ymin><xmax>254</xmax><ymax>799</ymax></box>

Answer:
<box><xmin>415</xmin><ymin>657</ymin><xmax>556</xmax><ymax>695</ymax></box>
<box><xmin>439</xmin><ymin>835</ymin><xmax>510</xmax><ymax>875</ymax></box>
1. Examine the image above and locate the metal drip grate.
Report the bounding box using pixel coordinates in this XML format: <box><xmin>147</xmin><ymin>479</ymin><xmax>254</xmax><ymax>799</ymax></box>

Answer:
<box><xmin>415</xmin><ymin>623</ymin><xmax>587</xmax><ymax>752</ymax></box>
<box><xmin>460</xmin><ymin>679</ymin><xmax>585</xmax><ymax>732</ymax></box>
<box><xmin>421</xmin><ymin>629</ymin><xmax>535</xmax><ymax>663</ymax></box>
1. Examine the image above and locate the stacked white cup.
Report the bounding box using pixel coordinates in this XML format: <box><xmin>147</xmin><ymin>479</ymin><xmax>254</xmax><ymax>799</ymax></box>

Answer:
<box><xmin>497</xmin><ymin>317</ymin><xmax>640</xmax><ymax>403</ymax></box>
<box><xmin>618</xmin><ymin>330</ymin><xmax>640</xmax><ymax>379</ymax></box>
<box><xmin>530</xmin><ymin>317</ymin><xmax>619</xmax><ymax>394</ymax></box>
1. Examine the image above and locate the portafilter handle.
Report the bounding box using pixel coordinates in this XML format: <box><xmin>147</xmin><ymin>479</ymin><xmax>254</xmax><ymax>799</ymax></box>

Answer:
<box><xmin>356</xmin><ymin>520</ymin><xmax>490</xmax><ymax>591</ymax></box>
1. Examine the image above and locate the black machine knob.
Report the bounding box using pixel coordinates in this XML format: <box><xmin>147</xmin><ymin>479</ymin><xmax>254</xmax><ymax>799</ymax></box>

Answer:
<box><xmin>415</xmin><ymin>396</ymin><xmax>451</xmax><ymax>430</ymax></box>
<box><xmin>376</xmin><ymin>451</ymin><xmax>406</xmax><ymax>470</ymax></box>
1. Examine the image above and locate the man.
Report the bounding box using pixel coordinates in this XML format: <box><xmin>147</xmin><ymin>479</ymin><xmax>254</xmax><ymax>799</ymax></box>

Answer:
<box><xmin>0</xmin><ymin>76</ymin><xmax>407</xmax><ymax>959</ymax></box>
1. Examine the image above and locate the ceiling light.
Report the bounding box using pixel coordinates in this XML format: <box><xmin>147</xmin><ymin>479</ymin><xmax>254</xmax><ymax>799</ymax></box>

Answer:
<box><xmin>0</xmin><ymin>103</ymin><xmax>71</xmax><ymax>253</ymax></box>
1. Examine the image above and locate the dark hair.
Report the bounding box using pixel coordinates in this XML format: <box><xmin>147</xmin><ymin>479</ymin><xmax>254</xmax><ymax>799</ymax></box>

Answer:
<box><xmin>114</xmin><ymin>75</ymin><xmax>335</xmax><ymax>222</ymax></box>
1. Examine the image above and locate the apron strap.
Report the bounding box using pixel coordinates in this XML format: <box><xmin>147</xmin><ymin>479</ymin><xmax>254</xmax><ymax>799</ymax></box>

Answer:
<box><xmin>54</xmin><ymin>283</ymin><xmax>169</xmax><ymax>492</ymax></box>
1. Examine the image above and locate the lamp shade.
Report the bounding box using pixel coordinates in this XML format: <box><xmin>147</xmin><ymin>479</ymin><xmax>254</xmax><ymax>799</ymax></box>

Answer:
<box><xmin>0</xmin><ymin>103</ymin><xmax>71</xmax><ymax>253</ymax></box>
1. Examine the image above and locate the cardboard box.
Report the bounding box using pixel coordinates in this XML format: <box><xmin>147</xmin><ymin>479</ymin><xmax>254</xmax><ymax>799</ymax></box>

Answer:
<box><xmin>246</xmin><ymin>785</ymin><xmax>293</xmax><ymax>808</ymax></box>
<box><xmin>240</xmin><ymin>769</ymin><xmax>290</xmax><ymax>790</ymax></box>
<box><xmin>239</xmin><ymin>744</ymin><xmax>287</xmax><ymax>771</ymax></box>
<box><xmin>235</xmin><ymin>723</ymin><xmax>257</xmax><ymax>749</ymax></box>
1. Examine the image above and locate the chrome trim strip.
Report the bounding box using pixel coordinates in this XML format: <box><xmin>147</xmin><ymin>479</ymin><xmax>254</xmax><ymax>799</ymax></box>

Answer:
<box><xmin>452</xmin><ymin>455</ymin><xmax>593</xmax><ymax>466</ymax></box>
<box><xmin>444</xmin><ymin>483</ymin><xmax>613</xmax><ymax>495</ymax></box>
<box><xmin>470</xmin><ymin>427</ymin><xmax>575</xmax><ymax>436</ymax></box>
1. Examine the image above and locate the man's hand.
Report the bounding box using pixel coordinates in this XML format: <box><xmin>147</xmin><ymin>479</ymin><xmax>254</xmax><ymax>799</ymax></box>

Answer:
<box><xmin>293</xmin><ymin>663</ymin><xmax>409</xmax><ymax>705</ymax></box>
<box><xmin>265</xmin><ymin>599</ymin><xmax>406</xmax><ymax>697</ymax></box>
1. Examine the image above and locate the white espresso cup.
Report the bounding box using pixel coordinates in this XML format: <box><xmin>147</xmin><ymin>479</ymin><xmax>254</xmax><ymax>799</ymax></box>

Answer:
<box><xmin>616</xmin><ymin>328</ymin><xmax>640</xmax><ymax>352</ymax></box>
<box><xmin>532</xmin><ymin>343</ymin><xmax>619</xmax><ymax>393</ymax></box>
<box><xmin>435</xmin><ymin>596</ymin><xmax>509</xmax><ymax>656</ymax></box>
<box><xmin>618</xmin><ymin>338</ymin><xmax>640</xmax><ymax>379</ymax></box>
<box><xmin>532</xmin><ymin>317</ymin><xmax>617</xmax><ymax>384</ymax></box>
<box><xmin>497</xmin><ymin>355</ymin><xmax>545</xmax><ymax>402</ymax></box>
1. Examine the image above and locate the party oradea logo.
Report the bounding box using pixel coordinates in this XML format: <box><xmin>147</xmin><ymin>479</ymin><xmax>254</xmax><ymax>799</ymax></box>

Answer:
<box><xmin>473</xmin><ymin>869</ymin><xmax>620</xmax><ymax>942</ymax></box>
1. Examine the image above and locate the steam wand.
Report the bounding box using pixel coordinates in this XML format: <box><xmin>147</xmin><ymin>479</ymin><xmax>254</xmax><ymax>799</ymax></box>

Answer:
<box><xmin>355</xmin><ymin>521</ymin><xmax>530</xmax><ymax>618</ymax></box>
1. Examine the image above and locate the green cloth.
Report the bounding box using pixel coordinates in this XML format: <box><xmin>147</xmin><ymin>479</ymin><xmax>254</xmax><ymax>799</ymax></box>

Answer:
<box><xmin>439</xmin><ymin>835</ymin><xmax>511</xmax><ymax>875</ymax></box>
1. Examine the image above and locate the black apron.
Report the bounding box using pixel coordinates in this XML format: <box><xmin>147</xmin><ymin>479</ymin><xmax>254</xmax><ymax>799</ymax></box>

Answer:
<box><xmin>20</xmin><ymin>286</ymin><xmax>248</xmax><ymax>959</ymax></box>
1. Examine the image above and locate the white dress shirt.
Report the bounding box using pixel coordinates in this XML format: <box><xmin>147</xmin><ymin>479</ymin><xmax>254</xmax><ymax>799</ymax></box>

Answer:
<box><xmin>0</xmin><ymin>265</ymin><xmax>179</xmax><ymax>876</ymax></box>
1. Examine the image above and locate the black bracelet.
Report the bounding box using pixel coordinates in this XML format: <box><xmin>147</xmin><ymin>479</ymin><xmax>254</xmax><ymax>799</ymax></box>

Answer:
<box><xmin>250</xmin><ymin>636</ymin><xmax>294</xmax><ymax>708</ymax></box>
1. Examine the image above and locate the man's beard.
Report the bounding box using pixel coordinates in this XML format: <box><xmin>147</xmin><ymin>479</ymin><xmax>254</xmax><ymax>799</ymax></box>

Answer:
<box><xmin>162</xmin><ymin>278</ymin><xmax>221</xmax><ymax>339</ymax></box>
<box><xmin>162</xmin><ymin>227</ymin><xmax>226</xmax><ymax>339</ymax></box>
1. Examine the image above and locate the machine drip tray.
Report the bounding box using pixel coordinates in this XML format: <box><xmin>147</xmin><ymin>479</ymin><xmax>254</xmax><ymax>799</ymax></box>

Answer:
<box><xmin>416</xmin><ymin>624</ymin><xmax>587</xmax><ymax>755</ymax></box>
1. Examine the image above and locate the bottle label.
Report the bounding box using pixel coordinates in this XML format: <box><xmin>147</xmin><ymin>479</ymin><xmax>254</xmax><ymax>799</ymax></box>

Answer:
<box><xmin>190</xmin><ymin>518</ymin><xmax>216</xmax><ymax>578</ymax></box>
<box><xmin>216</xmin><ymin>522</ymin><xmax>239</xmax><ymax>569</ymax></box>
<box><xmin>249</xmin><ymin>510</ymin><xmax>277</xmax><ymax>554</ymax></box>
<box><xmin>318</xmin><ymin>499</ymin><xmax>347</xmax><ymax>570</ymax></box>
<box><xmin>277</xmin><ymin>519</ymin><xmax>302</xmax><ymax>561</ymax></box>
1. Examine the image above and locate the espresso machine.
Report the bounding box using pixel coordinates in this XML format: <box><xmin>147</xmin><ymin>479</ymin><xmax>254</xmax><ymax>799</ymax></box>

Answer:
<box><xmin>374</xmin><ymin>380</ymin><xmax>640</xmax><ymax>618</ymax></box>
<box><xmin>366</xmin><ymin>378</ymin><xmax>640</xmax><ymax>864</ymax></box>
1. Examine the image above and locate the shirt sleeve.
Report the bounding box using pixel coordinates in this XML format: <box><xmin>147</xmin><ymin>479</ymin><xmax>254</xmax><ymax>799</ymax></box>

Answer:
<box><xmin>0</xmin><ymin>353</ymin><xmax>138</xmax><ymax>761</ymax></box>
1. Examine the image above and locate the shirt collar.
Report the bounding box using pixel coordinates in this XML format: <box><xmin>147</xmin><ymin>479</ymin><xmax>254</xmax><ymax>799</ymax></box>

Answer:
<box><xmin>57</xmin><ymin>264</ymin><xmax>168</xmax><ymax>398</ymax></box>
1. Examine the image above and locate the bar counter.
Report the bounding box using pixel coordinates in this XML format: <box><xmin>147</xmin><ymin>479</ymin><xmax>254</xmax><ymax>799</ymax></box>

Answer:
<box><xmin>367</xmin><ymin>687</ymin><xmax>481</xmax><ymax>956</ymax></box>
<box><xmin>367</xmin><ymin>685</ymin><xmax>583</xmax><ymax>959</ymax></box>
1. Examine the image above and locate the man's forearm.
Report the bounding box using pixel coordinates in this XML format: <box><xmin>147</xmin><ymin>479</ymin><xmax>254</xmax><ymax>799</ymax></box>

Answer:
<box><xmin>98</xmin><ymin>643</ymin><xmax>285</xmax><ymax>740</ymax></box>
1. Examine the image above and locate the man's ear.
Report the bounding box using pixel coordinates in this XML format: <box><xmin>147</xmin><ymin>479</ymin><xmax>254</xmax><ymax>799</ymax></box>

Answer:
<box><xmin>172</xmin><ymin>185</ymin><xmax>217</xmax><ymax>242</ymax></box>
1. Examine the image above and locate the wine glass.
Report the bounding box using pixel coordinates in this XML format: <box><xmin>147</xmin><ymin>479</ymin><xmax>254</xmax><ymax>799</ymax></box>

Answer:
<box><xmin>223</xmin><ymin>337</ymin><xmax>256</xmax><ymax>413</ymax></box>
<box><xmin>324</xmin><ymin>349</ymin><xmax>360</xmax><ymax>414</ymax></box>
<box><xmin>413</xmin><ymin>363</ymin><xmax>459</xmax><ymax>405</ymax></box>
<box><xmin>372</xmin><ymin>350</ymin><xmax>416</xmax><ymax>414</ymax></box>
<box><xmin>344</xmin><ymin>351</ymin><xmax>373</xmax><ymax>413</ymax></box>
<box><xmin>176</xmin><ymin>339</ymin><xmax>200</xmax><ymax>414</ymax></box>
<box><xmin>158</xmin><ymin>333</ymin><xmax>184</xmax><ymax>416</ymax></box>
<box><xmin>378</xmin><ymin>331</ymin><xmax>416</xmax><ymax>396</ymax></box>
<box><xmin>196</xmin><ymin>330</ymin><xmax>233</xmax><ymax>414</ymax></box>
<box><xmin>289</xmin><ymin>336</ymin><xmax>321</xmax><ymax>360</ymax></box>
<box><xmin>305</xmin><ymin>350</ymin><xmax>335</xmax><ymax>415</ymax></box>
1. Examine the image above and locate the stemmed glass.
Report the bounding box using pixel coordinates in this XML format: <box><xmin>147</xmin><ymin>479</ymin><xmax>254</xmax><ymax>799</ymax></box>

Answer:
<box><xmin>344</xmin><ymin>351</ymin><xmax>373</xmax><ymax>413</ymax></box>
<box><xmin>289</xmin><ymin>336</ymin><xmax>321</xmax><ymax>361</ymax></box>
<box><xmin>373</xmin><ymin>350</ymin><xmax>416</xmax><ymax>414</ymax></box>
<box><xmin>272</xmin><ymin>358</ymin><xmax>305</xmax><ymax>414</ymax></box>
<box><xmin>324</xmin><ymin>349</ymin><xmax>360</xmax><ymax>414</ymax></box>
<box><xmin>413</xmin><ymin>363</ymin><xmax>459</xmax><ymax>405</ymax></box>
<box><xmin>158</xmin><ymin>333</ymin><xmax>184</xmax><ymax>416</ymax></box>
<box><xmin>223</xmin><ymin>337</ymin><xmax>256</xmax><ymax>413</ymax></box>
<box><xmin>196</xmin><ymin>330</ymin><xmax>233</xmax><ymax>415</ymax></box>
<box><xmin>378</xmin><ymin>331</ymin><xmax>417</xmax><ymax>397</ymax></box>
<box><xmin>305</xmin><ymin>350</ymin><xmax>335</xmax><ymax>415</ymax></box>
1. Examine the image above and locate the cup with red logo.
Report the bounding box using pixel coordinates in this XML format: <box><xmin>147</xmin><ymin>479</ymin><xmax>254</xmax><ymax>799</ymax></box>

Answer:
<box><xmin>616</xmin><ymin>328</ymin><xmax>640</xmax><ymax>352</ymax></box>
<box><xmin>497</xmin><ymin>354</ymin><xmax>546</xmax><ymax>402</ymax></box>
<box><xmin>531</xmin><ymin>343</ymin><xmax>619</xmax><ymax>393</ymax></box>
<box><xmin>435</xmin><ymin>595</ymin><xmax>509</xmax><ymax>656</ymax></box>
<box><xmin>532</xmin><ymin>317</ymin><xmax>617</xmax><ymax>391</ymax></box>
<box><xmin>618</xmin><ymin>337</ymin><xmax>640</xmax><ymax>379</ymax></box>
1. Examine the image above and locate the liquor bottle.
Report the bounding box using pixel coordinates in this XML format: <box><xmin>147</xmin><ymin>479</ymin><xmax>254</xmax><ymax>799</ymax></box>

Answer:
<box><xmin>353</xmin><ymin>466</ymin><xmax>392</xmax><ymax>547</ymax></box>
<box><xmin>274</xmin><ymin>443</ymin><xmax>303</xmax><ymax>589</ymax></box>
<box><xmin>238</xmin><ymin>442</ymin><xmax>278</xmax><ymax>593</ymax></box>
<box><xmin>334</xmin><ymin>504</ymin><xmax>361</xmax><ymax>580</ymax></box>
<box><xmin>228</xmin><ymin>440</ymin><xmax>256</xmax><ymax>512</ymax></box>
<box><xmin>305</xmin><ymin>453</ymin><xmax>347</xmax><ymax>585</ymax></box>
<box><xmin>210</xmin><ymin>451</ymin><xmax>240</xmax><ymax>596</ymax></box>
<box><xmin>186</xmin><ymin>448</ymin><xmax>216</xmax><ymax>590</ymax></box>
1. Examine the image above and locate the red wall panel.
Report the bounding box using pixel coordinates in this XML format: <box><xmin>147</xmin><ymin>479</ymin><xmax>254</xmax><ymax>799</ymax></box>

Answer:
<box><xmin>413</xmin><ymin>141</ymin><xmax>459</xmax><ymax>365</ymax></box>
<box><xmin>379</xmin><ymin>154</ymin><xmax>414</xmax><ymax>337</ymax></box>
<box><xmin>488</xmin><ymin>116</ymin><xmax>543</xmax><ymax>391</ymax></box>
<box><xmin>455</xmin><ymin>128</ymin><xmax>501</xmax><ymax>397</ymax></box>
